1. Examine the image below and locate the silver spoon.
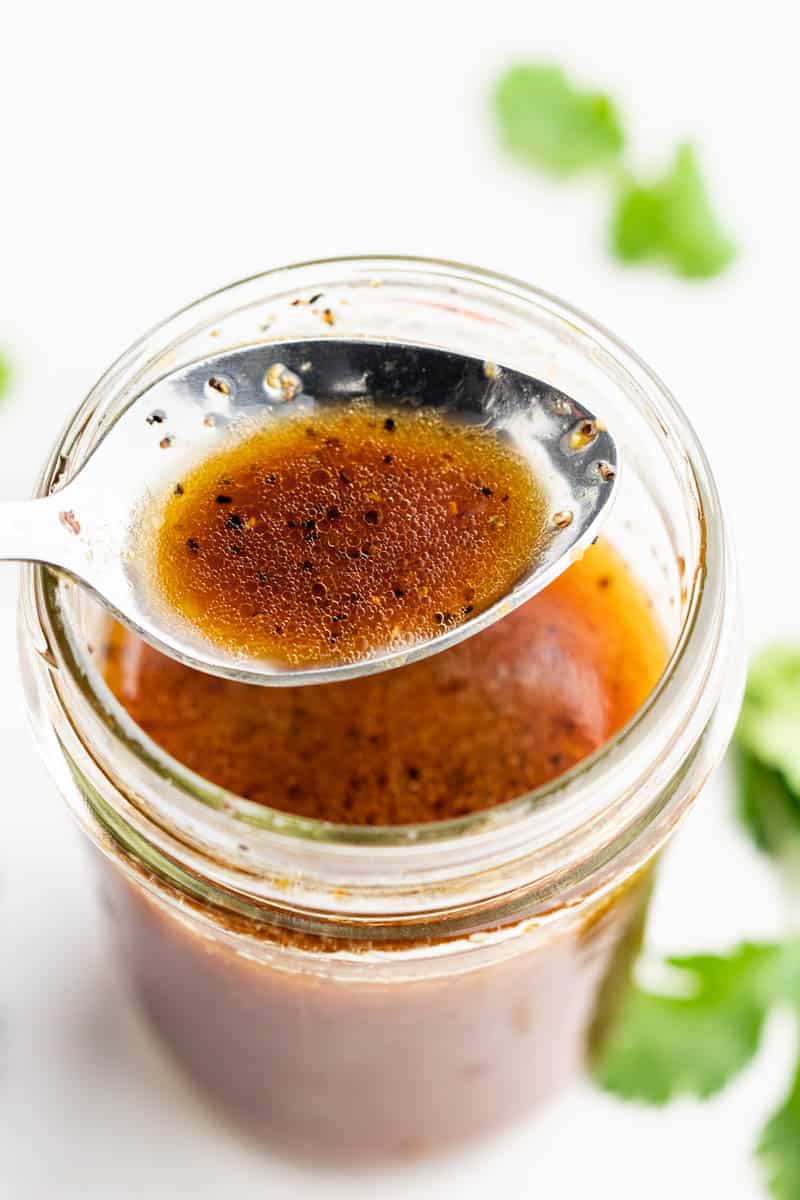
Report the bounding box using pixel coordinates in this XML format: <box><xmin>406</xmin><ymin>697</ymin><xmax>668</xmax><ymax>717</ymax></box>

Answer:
<box><xmin>1</xmin><ymin>340</ymin><xmax>618</xmax><ymax>687</ymax></box>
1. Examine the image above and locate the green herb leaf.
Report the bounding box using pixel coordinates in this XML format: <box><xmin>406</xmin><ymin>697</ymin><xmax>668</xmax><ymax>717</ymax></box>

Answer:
<box><xmin>736</xmin><ymin>746</ymin><xmax>800</xmax><ymax>864</ymax></box>
<box><xmin>738</xmin><ymin>646</ymin><xmax>800</xmax><ymax>796</ymax></box>
<box><xmin>610</xmin><ymin>182</ymin><xmax>664</xmax><ymax>261</ymax></box>
<box><xmin>759</xmin><ymin>1061</ymin><xmax>800</xmax><ymax>1200</ymax></box>
<box><xmin>611</xmin><ymin>142</ymin><xmax>736</xmax><ymax>278</ymax></box>
<box><xmin>596</xmin><ymin>646</ymin><xmax>800</xmax><ymax>1191</ymax></box>
<box><xmin>594</xmin><ymin>943</ymin><xmax>786</xmax><ymax>1103</ymax></box>
<box><xmin>493</xmin><ymin>65</ymin><xmax>625</xmax><ymax>176</ymax></box>
<box><xmin>0</xmin><ymin>352</ymin><xmax>11</xmax><ymax>404</ymax></box>
<box><xmin>734</xmin><ymin>644</ymin><xmax>800</xmax><ymax>873</ymax></box>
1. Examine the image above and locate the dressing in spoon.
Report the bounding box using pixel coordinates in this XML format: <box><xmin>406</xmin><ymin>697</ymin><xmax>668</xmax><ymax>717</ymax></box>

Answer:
<box><xmin>1</xmin><ymin>340</ymin><xmax>618</xmax><ymax>686</ymax></box>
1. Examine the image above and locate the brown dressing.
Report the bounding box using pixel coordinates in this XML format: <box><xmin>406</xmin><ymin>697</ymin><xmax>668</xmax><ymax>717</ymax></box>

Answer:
<box><xmin>98</xmin><ymin>542</ymin><xmax>665</xmax><ymax>1154</ymax></box>
<box><xmin>106</xmin><ymin>538</ymin><xmax>667</xmax><ymax>825</ymax></box>
<box><xmin>100</xmin><ymin>524</ymin><xmax>668</xmax><ymax>1157</ymax></box>
<box><xmin>153</xmin><ymin>403</ymin><xmax>549</xmax><ymax>666</ymax></box>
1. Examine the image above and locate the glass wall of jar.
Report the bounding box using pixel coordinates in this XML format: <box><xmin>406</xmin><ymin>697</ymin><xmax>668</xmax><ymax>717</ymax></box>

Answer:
<box><xmin>19</xmin><ymin>258</ymin><xmax>743</xmax><ymax>1160</ymax></box>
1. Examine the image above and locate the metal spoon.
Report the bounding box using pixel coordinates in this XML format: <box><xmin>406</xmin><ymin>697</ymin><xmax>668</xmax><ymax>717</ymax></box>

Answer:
<box><xmin>1</xmin><ymin>340</ymin><xmax>618</xmax><ymax>686</ymax></box>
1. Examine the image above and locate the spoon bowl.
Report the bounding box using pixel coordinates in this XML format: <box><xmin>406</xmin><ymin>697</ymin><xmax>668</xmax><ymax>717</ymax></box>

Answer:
<box><xmin>1</xmin><ymin>339</ymin><xmax>618</xmax><ymax>685</ymax></box>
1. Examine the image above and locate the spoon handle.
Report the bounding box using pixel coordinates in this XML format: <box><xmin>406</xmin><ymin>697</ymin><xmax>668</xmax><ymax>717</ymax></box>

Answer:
<box><xmin>0</xmin><ymin>490</ymin><xmax>88</xmax><ymax>577</ymax></box>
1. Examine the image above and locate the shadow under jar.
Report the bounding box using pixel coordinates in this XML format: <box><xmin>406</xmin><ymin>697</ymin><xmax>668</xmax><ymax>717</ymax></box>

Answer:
<box><xmin>19</xmin><ymin>257</ymin><xmax>743</xmax><ymax>1161</ymax></box>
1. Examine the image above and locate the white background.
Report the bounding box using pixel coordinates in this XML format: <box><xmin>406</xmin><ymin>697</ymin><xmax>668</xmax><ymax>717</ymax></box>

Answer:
<box><xmin>1</xmin><ymin>3</ymin><xmax>798</xmax><ymax>1196</ymax></box>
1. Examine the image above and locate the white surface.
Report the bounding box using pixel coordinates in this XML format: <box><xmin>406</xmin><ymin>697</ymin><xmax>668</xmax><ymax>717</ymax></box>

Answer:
<box><xmin>1</xmin><ymin>2</ymin><xmax>798</xmax><ymax>1196</ymax></box>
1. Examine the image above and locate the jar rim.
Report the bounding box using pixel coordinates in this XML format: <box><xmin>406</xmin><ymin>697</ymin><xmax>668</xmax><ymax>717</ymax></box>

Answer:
<box><xmin>21</xmin><ymin>256</ymin><xmax>742</xmax><ymax>931</ymax></box>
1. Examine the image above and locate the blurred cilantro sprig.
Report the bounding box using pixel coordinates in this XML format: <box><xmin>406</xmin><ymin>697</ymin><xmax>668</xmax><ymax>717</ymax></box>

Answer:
<box><xmin>0</xmin><ymin>351</ymin><xmax>12</xmax><ymax>404</ymax></box>
<box><xmin>593</xmin><ymin>645</ymin><xmax>800</xmax><ymax>1199</ymax></box>
<box><xmin>492</xmin><ymin>64</ymin><xmax>735</xmax><ymax>279</ymax></box>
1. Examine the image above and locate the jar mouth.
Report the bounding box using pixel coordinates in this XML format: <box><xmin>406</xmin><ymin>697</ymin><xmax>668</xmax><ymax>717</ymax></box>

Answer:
<box><xmin>22</xmin><ymin>256</ymin><xmax>741</xmax><ymax>927</ymax></box>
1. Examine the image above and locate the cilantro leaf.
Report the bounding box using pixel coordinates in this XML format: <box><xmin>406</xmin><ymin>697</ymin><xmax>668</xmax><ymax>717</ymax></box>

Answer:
<box><xmin>493</xmin><ymin>65</ymin><xmax>625</xmax><ymax>176</ymax></box>
<box><xmin>610</xmin><ymin>182</ymin><xmax>664</xmax><ymax>261</ymax></box>
<box><xmin>611</xmin><ymin>142</ymin><xmax>736</xmax><ymax>278</ymax></box>
<box><xmin>734</xmin><ymin>644</ymin><xmax>800</xmax><ymax>873</ymax></box>
<box><xmin>738</xmin><ymin>646</ymin><xmax>800</xmax><ymax>797</ymax></box>
<box><xmin>736</xmin><ymin>747</ymin><xmax>800</xmax><ymax>864</ymax></box>
<box><xmin>758</xmin><ymin>1062</ymin><xmax>800</xmax><ymax>1200</ymax></box>
<box><xmin>491</xmin><ymin>65</ymin><xmax>737</xmax><ymax>279</ymax></box>
<box><xmin>596</xmin><ymin>645</ymin><xmax>800</xmax><ymax>1193</ymax></box>
<box><xmin>594</xmin><ymin>943</ymin><xmax>785</xmax><ymax>1103</ymax></box>
<box><xmin>0</xmin><ymin>352</ymin><xmax>11</xmax><ymax>404</ymax></box>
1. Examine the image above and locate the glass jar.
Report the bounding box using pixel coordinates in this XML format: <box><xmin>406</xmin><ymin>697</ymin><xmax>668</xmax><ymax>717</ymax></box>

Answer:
<box><xmin>19</xmin><ymin>257</ymin><xmax>743</xmax><ymax>1160</ymax></box>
